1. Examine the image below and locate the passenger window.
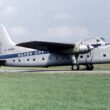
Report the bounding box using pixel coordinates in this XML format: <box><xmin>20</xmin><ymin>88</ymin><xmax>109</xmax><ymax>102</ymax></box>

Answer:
<box><xmin>18</xmin><ymin>59</ymin><xmax>21</xmax><ymax>62</ymax></box>
<box><xmin>80</xmin><ymin>55</ymin><xmax>83</xmax><ymax>58</ymax></box>
<box><xmin>33</xmin><ymin>58</ymin><xmax>36</xmax><ymax>61</ymax></box>
<box><xmin>13</xmin><ymin>60</ymin><xmax>15</xmax><ymax>62</ymax></box>
<box><xmin>87</xmin><ymin>55</ymin><xmax>89</xmax><ymax>58</ymax></box>
<box><xmin>27</xmin><ymin>59</ymin><xmax>30</xmax><ymax>61</ymax></box>
<box><xmin>42</xmin><ymin>58</ymin><xmax>45</xmax><ymax>60</ymax></box>
<box><xmin>103</xmin><ymin>54</ymin><xmax>106</xmax><ymax>57</ymax></box>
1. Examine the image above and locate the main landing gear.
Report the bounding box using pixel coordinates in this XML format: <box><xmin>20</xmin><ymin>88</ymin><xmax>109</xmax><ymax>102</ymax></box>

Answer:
<box><xmin>71</xmin><ymin>64</ymin><xmax>94</xmax><ymax>71</ymax></box>
<box><xmin>71</xmin><ymin>64</ymin><xmax>79</xmax><ymax>71</ymax></box>
<box><xmin>86</xmin><ymin>64</ymin><xmax>94</xmax><ymax>70</ymax></box>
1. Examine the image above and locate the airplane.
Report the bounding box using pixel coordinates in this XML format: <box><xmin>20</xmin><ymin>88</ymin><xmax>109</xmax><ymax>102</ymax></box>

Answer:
<box><xmin>0</xmin><ymin>25</ymin><xmax>109</xmax><ymax>71</ymax></box>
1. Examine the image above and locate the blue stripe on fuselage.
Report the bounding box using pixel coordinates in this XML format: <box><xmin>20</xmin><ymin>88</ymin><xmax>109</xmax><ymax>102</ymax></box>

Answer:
<box><xmin>0</xmin><ymin>51</ymin><xmax>49</xmax><ymax>59</ymax></box>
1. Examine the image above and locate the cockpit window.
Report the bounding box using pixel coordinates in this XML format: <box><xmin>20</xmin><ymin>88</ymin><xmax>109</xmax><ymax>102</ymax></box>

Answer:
<box><xmin>101</xmin><ymin>37</ymin><xmax>105</xmax><ymax>41</ymax></box>
<box><xmin>96</xmin><ymin>39</ymin><xmax>100</xmax><ymax>42</ymax></box>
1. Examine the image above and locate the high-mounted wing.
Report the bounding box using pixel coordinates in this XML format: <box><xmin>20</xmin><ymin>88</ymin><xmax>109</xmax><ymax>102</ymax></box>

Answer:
<box><xmin>17</xmin><ymin>41</ymin><xmax>94</xmax><ymax>54</ymax></box>
<box><xmin>16</xmin><ymin>41</ymin><xmax>75</xmax><ymax>52</ymax></box>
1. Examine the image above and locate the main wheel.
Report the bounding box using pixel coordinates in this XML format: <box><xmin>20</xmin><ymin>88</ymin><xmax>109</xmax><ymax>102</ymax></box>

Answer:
<box><xmin>86</xmin><ymin>65</ymin><xmax>94</xmax><ymax>70</ymax></box>
<box><xmin>71</xmin><ymin>64</ymin><xmax>79</xmax><ymax>71</ymax></box>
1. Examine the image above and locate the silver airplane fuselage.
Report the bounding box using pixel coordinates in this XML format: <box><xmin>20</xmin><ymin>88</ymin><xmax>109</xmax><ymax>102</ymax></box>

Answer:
<box><xmin>2</xmin><ymin>44</ymin><xmax>110</xmax><ymax>68</ymax></box>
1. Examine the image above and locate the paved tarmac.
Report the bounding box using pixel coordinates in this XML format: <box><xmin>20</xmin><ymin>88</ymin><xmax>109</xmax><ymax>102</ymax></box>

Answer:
<box><xmin>0</xmin><ymin>69</ymin><xmax>110</xmax><ymax>74</ymax></box>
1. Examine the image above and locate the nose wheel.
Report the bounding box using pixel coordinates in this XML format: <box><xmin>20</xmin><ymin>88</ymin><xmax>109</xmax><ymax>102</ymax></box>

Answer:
<box><xmin>71</xmin><ymin>64</ymin><xmax>79</xmax><ymax>71</ymax></box>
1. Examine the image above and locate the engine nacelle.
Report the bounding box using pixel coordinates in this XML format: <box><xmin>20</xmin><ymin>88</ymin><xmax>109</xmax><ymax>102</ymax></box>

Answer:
<box><xmin>73</xmin><ymin>44</ymin><xmax>94</xmax><ymax>54</ymax></box>
<box><xmin>61</xmin><ymin>44</ymin><xmax>94</xmax><ymax>54</ymax></box>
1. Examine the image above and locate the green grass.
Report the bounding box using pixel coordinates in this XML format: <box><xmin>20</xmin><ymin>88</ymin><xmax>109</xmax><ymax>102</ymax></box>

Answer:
<box><xmin>0</xmin><ymin>73</ymin><xmax>109</xmax><ymax>110</ymax></box>
<box><xmin>95</xmin><ymin>64</ymin><xmax>110</xmax><ymax>70</ymax></box>
<box><xmin>1</xmin><ymin>64</ymin><xmax>110</xmax><ymax>71</ymax></box>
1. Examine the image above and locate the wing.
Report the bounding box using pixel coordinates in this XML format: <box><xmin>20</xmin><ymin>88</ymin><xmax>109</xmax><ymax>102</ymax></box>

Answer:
<box><xmin>16</xmin><ymin>41</ymin><xmax>75</xmax><ymax>52</ymax></box>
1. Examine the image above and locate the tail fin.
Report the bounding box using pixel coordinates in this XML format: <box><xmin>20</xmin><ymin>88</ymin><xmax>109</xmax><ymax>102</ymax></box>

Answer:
<box><xmin>0</xmin><ymin>25</ymin><xmax>15</xmax><ymax>54</ymax></box>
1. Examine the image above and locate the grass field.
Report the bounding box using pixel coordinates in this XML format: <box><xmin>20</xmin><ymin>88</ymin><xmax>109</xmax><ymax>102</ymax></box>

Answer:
<box><xmin>0</xmin><ymin>72</ymin><xmax>110</xmax><ymax>110</ymax></box>
<box><xmin>1</xmin><ymin>64</ymin><xmax>110</xmax><ymax>71</ymax></box>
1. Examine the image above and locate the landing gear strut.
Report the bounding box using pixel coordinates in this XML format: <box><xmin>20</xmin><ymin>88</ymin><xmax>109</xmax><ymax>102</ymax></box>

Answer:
<box><xmin>71</xmin><ymin>64</ymin><xmax>79</xmax><ymax>71</ymax></box>
<box><xmin>86</xmin><ymin>64</ymin><xmax>94</xmax><ymax>70</ymax></box>
<box><xmin>71</xmin><ymin>55</ymin><xmax>80</xmax><ymax>71</ymax></box>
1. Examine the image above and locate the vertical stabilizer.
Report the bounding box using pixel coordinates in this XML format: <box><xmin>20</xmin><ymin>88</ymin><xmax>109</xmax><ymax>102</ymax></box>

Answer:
<box><xmin>0</xmin><ymin>25</ymin><xmax>15</xmax><ymax>54</ymax></box>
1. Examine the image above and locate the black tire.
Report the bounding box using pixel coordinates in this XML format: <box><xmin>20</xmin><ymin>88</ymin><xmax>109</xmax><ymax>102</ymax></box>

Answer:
<box><xmin>71</xmin><ymin>64</ymin><xmax>79</xmax><ymax>71</ymax></box>
<box><xmin>86</xmin><ymin>65</ymin><xmax>94</xmax><ymax>70</ymax></box>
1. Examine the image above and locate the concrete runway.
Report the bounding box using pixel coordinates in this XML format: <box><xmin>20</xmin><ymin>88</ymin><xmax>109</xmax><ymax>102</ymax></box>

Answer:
<box><xmin>0</xmin><ymin>69</ymin><xmax>110</xmax><ymax>74</ymax></box>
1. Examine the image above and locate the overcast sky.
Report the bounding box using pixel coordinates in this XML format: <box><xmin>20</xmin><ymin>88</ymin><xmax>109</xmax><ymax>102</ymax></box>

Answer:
<box><xmin>0</xmin><ymin>0</ymin><xmax>110</xmax><ymax>43</ymax></box>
